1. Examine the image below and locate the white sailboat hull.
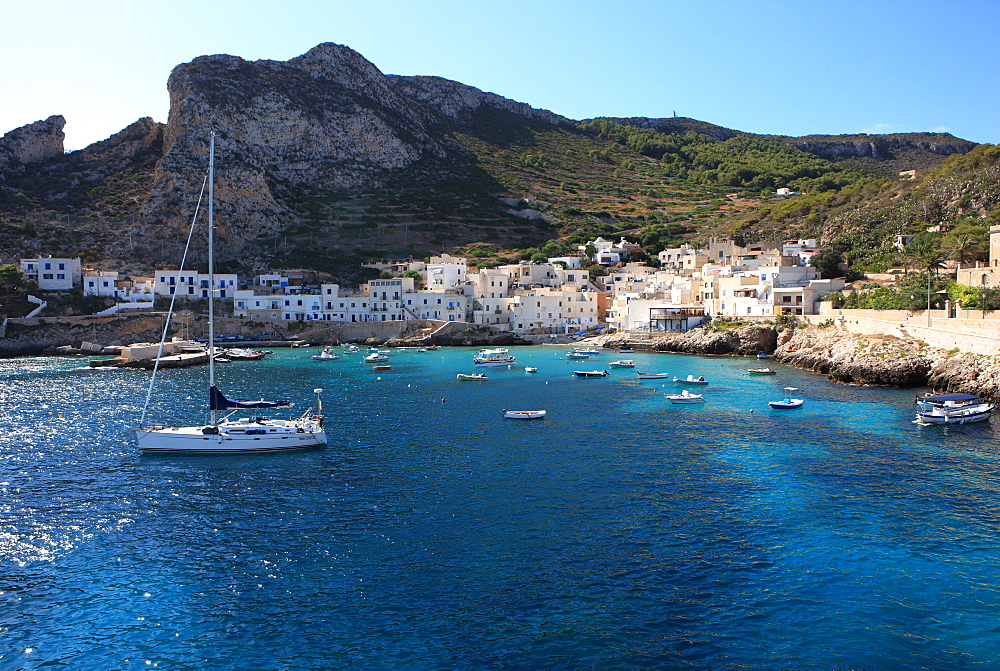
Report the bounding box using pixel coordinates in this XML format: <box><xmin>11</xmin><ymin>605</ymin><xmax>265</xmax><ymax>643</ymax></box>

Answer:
<box><xmin>136</xmin><ymin>423</ymin><xmax>326</xmax><ymax>453</ymax></box>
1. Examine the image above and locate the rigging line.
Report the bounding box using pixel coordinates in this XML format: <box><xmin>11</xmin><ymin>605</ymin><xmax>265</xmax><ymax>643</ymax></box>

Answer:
<box><xmin>139</xmin><ymin>173</ymin><xmax>209</xmax><ymax>427</ymax></box>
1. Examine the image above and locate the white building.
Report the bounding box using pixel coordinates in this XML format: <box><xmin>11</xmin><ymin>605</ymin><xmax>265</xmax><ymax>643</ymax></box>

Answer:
<box><xmin>154</xmin><ymin>270</ymin><xmax>238</xmax><ymax>299</ymax></box>
<box><xmin>424</xmin><ymin>260</ymin><xmax>467</xmax><ymax>291</ymax></box>
<box><xmin>82</xmin><ymin>271</ymin><xmax>154</xmax><ymax>302</ymax></box>
<box><xmin>20</xmin><ymin>256</ymin><xmax>81</xmax><ymax>290</ymax></box>
<box><xmin>507</xmin><ymin>287</ymin><xmax>598</xmax><ymax>332</ymax></box>
<box><xmin>608</xmin><ymin>297</ymin><xmax>708</xmax><ymax>333</ymax></box>
<box><xmin>580</xmin><ymin>237</ymin><xmax>641</xmax><ymax>265</ymax></box>
<box><xmin>403</xmin><ymin>291</ymin><xmax>469</xmax><ymax>321</ymax></box>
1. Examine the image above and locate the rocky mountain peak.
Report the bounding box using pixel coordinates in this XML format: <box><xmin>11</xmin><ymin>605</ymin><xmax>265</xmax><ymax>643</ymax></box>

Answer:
<box><xmin>0</xmin><ymin>115</ymin><xmax>65</xmax><ymax>169</ymax></box>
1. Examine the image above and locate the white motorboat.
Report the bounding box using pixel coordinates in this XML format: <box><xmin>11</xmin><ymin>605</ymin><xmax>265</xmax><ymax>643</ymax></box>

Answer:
<box><xmin>503</xmin><ymin>410</ymin><xmax>546</xmax><ymax>420</ymax></box>
<box><xmin>573</xmin><ymin>348</ymin><xmax>600</xmax><ymax>355</ymax></box>
<box><xmin>135</xmin><ymin>135</ymin><xmax>325</xmax><ymax>454</ymax></box>
<box><xmin>769</xmin><ymin>388</ymin><xmax>804</xmax><ymax>409</ymax></box>
<box><xmin>609</xmin><ymin>360</ymin><xmax>635</xmax><ymax>368</ymax></box>
<box><xmin>364</xmin><ymin>353</ymin><xmax>388</xmax><ymax>363</ymax></box>
<box><xmin>457</xmin><ymin>373</ymin><xmax>488</xmax><ymax>381</ymax></box>
<box><xmin>474</xmin><ymin>348</ymin><xmax>516</xmax><ymax>367</ymax></box>
<box><xmin>525</xmin><ymin>367</ymin><xmax>538</xmax><ymax>373</ymax></box>
<box><xmin>223</xmin><ymin>347</ymin><xmax>267</xmax><ymax>360</ymax></box>
<box><xmin>311</xmin><ymin>347</ymin><xmax>340</xmax><ymax>361</ymax></box>
<box><xmin>915</xmin><ymin>392</ymin><xmax>995</xmax><ymax>424</ymax></box>
<box><xmin>673</xmin><ymin>374</ymin><xmax>708</xmax><ymax>385</ymax></box>
<box><xmin>665</xmin><ymin>389</ymin><xmax>704</xmax><ymax>404</ymax></box>
<box><xmin>566</xmin><ymin>352</ymin><xmax>590</xmax><ymax>359</ymax></box>
<box><xmin>573</xmin><ymin>370</ymin><xmax>609</xmax><ymax>378</ymax></box>
<box><xmin>637</xmin><ymin>372</ymin><xmax>670</xmax><ymax>379</ymax></box>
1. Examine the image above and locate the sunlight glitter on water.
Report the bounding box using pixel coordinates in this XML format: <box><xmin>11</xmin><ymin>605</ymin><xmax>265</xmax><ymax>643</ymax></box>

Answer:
<box><xmin>4</xmin><ymin>347</ymin><xmax>1000</xmax><ymax>668</ymax></box>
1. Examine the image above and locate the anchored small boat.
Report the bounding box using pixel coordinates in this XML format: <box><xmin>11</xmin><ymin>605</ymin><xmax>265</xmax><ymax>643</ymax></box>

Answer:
<box><xmin>311</xmin><ymin>347</ymin><xmax>340</xmax><ymax>361</ymax></box>
<box><xmin>503</xmin><ymin>409</ymin><xmax>546</xmax><ymax>420</ymax></box>
<box><xmin>673</xmin><ymin>374</ymin><xmax>708</xmax><ymax>385</ymax></box>
<box><xmin>915</xmin><ymin>392</ymin><xmax>995</xmax><ymax>424</ymax></box>
<box><xmin>609</xmin><ymin>360</ymin><xmax>635</xmax><ymax>368</ymax></box>
<box><xmin>665</xmin><ymin>389</ymin><xmax>705</xmax><ymax>404</ymax></box>
<box><xmin>524</xmin><ymin>367</ymin><xmax>538</xmax><ymax>373</ymax></box>
<box><xmin>637</xmin><ymin>372</ymin><xmax>670</xmax><ymax>379</ymax></box>
<box><xmin>748</xmin><ymin>367</ymin><xmax>776</xmax><ymax>375</ymax></box>
<box><xmin>457</xmin><ymin>373</ymin><xmax>488</xmax><ymax>381</ymax></box>
<box><xmin>474</xmin><ymin>348</ymin><xmax>516</xmax><ymax>367</ymax></box>
<box><xmin>769</xmin><ymin>388</ymin><xmax>804</xmax><ymax>409</ymax></box>
<box><xmin>566</xmin><ymin>352</ymin><xmax>590</xmax><ymax>359</ymax></box>
<box><xmin>574</xmin><ymin>370</ymin><xmax>609</xmax><ymax>378</ymax></box>
<box><xmin>364</xmin><ymin>353</ymin><xmax>388</xmax><ymax>363</ymax></box>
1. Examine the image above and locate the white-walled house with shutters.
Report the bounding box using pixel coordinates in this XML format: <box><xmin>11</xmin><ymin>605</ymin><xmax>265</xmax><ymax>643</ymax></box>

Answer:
<box><xmin>20</xmin><ymin>256</ymin><xmax>82</xmax><ymax>290</ymax></box>
<box><xmin>154</xmin><ymin>270</ymin><xmax>237</xmax><ymax>299</ymax></box>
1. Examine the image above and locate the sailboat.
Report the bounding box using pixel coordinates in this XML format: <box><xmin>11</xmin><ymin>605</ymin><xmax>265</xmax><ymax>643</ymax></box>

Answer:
<box><xmin>135</xmin><ymin>135</ymin><xmax>327</xmax><ymax>454</ymax></box>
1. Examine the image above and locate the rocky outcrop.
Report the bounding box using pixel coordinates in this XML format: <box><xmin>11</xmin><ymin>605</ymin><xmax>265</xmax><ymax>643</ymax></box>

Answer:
<box><xmin>389</xmin><ymin>75</ymin><xmax>567</xmax><ymax>125</ymax></box>
<box><xmin>776</xmin><ymin>327</ymin><xmax>934</xmax><ymax>386</ymax></box>
<box><xmin>0</xmin><ymin>315</ymin><xmax>165</xmax><ymax>358</ymax></box>
<box><xmin>141</xmin><ymin>43</ymin><xmax>471</xmax><ymax>243</ymax></box>
<box><xmin>786</xmin><ymin>135</ymin><xmax>975</xmax><ymax>162</ymax></box>
<box><xmin>606</xmin><ymin>325</ymin><xmax>777</xmax><ymax>356</ymax></box>
<box><xmin>0</xmin><ymin>115</ymin><xmax>65</xmax><ymax>166</ymax></box>
<box><xmin>0</xmin><ymin>115</ymin><xmax>65</xmax><ymax>184</ymax></box>
<box><xmin>775</xmin><ymin>325</ymin><xmax>1000</xmax><ymax>402</ymax></box>
<box><xmin>926</xmin><ymin>353</ymin><xmax>1000</xmax><ymax>401</ymax></box>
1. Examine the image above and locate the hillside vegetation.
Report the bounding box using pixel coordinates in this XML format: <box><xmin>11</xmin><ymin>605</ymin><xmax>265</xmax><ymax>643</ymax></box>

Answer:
<box><xmin>0</xmin><ymin>102</ymin><xmax>987</xmax><ymax>285</ymax></box>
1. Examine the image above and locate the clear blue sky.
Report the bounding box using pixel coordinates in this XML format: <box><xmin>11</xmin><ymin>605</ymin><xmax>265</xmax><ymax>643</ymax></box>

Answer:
<box><xmin>3</xmin><ymin>0</ymin><xmax>998</xmax><ymax>151</ymax></box>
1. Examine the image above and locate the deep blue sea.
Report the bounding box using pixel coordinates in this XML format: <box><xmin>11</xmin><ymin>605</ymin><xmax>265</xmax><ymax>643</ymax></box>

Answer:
<box><xmin>3</xmin><ymin>345</ymin><xmax>1000</xmax><ymax>670</ymax></box>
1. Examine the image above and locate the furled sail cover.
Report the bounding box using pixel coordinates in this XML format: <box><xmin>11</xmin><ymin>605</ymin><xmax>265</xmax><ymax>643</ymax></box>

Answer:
<box><xmin>210</xmin><ymin>385</ymin><xmax>292</xmax><ymax>410</ymax></box>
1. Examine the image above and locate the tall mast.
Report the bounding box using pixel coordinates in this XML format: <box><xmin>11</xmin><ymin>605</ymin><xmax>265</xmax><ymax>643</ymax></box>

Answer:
<box><xmin>208</xmin><ymin>134</ymin><xmax>217</xmax><ymax>425</ymax></box>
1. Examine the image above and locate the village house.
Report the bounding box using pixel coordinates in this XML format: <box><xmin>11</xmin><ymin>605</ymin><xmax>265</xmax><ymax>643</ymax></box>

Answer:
<box><xmin>154</xmin><ymin>269</ymin><xmax>237</xmax><ymax>299</ymax></box>
<box><xmin>20</xmin><ymin>256</ymin><xmax>82</xmax><ymax>291</ymax></box>
<box><xmin>82</xmin><ymin>271</ymin><xmax>154</xmax><ymax>303</ymax></box>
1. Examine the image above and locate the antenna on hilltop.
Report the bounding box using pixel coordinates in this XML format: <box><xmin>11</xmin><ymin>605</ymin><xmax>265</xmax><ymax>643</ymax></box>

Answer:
<box><xmin>673</xmin><ymin>110</ymin><xmax>678</xmax><ymax>118</ymax></box>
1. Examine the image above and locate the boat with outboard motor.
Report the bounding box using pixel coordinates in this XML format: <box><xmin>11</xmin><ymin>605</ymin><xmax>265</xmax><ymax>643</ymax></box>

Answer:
<box><xmin>573</xmin><ymin>370</ymin><xmax>609</xmax><ymax>378</ymax></box>
<box><xmin>673</xmin><ymin>374</ymin><xmax>708</xmax><ymax>385</ymax></box>
<box><xmin>769</xmin><ymin>388</ymin><xmax>804</xmax><ymax>409</ymax></box>
<box><xmin>503</xmin><ymin>409</ymin><xmax>546</xmax><ymax>420</ymax></box>
<box><xmin>665</xmin><ymin>389</ymin><xmax>704</xmax><ymax>404</ymax></box>
<box><xmin>474</xmin><ymin>348</ymin><xmax>516</xmax><ymax>367</ymax></box>
<box><xmin>915</xmin><ymin>392</ymin><xmax>995</xmax><ymax>425</ymax></box>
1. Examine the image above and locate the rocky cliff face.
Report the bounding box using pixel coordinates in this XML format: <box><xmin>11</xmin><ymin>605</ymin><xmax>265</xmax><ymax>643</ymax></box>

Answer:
<box><xmin>775</xmin><ymin>327</ymin><xmax>934</xmax><ymax>386</ymax></box>
<box><xmin>785</xmin><ymin>135</ymin><xmax>975</xmax><ymax>162</ymax></box>
<box><xmin>0</xmin><ymin>115</ymin><xmax>65</xmax><ymax>183</ymax></box>
<box><xmin>776</xmin><ymin>325</ymin><xmax>1000</xmax><ymax>401</ymax></box>
<box><xmin>388</xmin><ymin>75</ymin><xmax>567</xmax><ymax>125</ymax></box>
<box><xmin>606</xmin><ymin>325</ymin><xmax>777</xmax><ymax>355</ymax></box>
<box><xmin>141</xmin><ymin>43</ymin><xmax>478</xmax><ymax>245</ymax></box>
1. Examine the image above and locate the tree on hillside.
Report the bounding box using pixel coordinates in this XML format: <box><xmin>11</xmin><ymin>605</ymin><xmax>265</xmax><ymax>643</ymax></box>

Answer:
<box><xmin>943</xmin><ymin>232</ymin><xmax>986</xmax><ymax>268</ymax></box>
<box><xmin>0</xmin><ymin>264</ymin><xmax>25</xmax><ymax>298</ymax></box>
<box><xmin>904</xmin><ymin>234</ymin><xmax>943</xmax><ymax>275</ymax></box>
<box><xmin>809</xmin><ymin>249</ymin><xmax>847</xmax><ymax>279</ymax></box>
<box><xmin>399</xmin><ymin>269</ymin><xmax>423</xmax><ymax>289</ymax></box>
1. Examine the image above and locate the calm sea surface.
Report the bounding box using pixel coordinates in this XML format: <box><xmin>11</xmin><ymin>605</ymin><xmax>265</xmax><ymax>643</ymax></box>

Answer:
<box><xmin>3</xmin><ymin>345</ymin><xmax>1000</xmax><ymax>670</ymax></box>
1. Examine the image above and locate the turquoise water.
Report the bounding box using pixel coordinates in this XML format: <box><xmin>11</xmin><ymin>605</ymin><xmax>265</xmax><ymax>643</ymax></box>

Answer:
<box><xmin>3</xmin><ymin>346</ymin><xmax>1000</xmax><ymax>669</ymax></box>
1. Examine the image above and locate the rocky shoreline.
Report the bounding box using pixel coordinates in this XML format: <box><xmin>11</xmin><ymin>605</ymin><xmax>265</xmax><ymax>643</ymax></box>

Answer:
<box><xmin>7</xmin><ymin>315</ymin><xmax>1000</xmax><ymax>403</ymax></box>
<box><xmin>606</xmin><ymin>323</ymin><xmax>1000</xmax><ymax>404</ymax></box>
